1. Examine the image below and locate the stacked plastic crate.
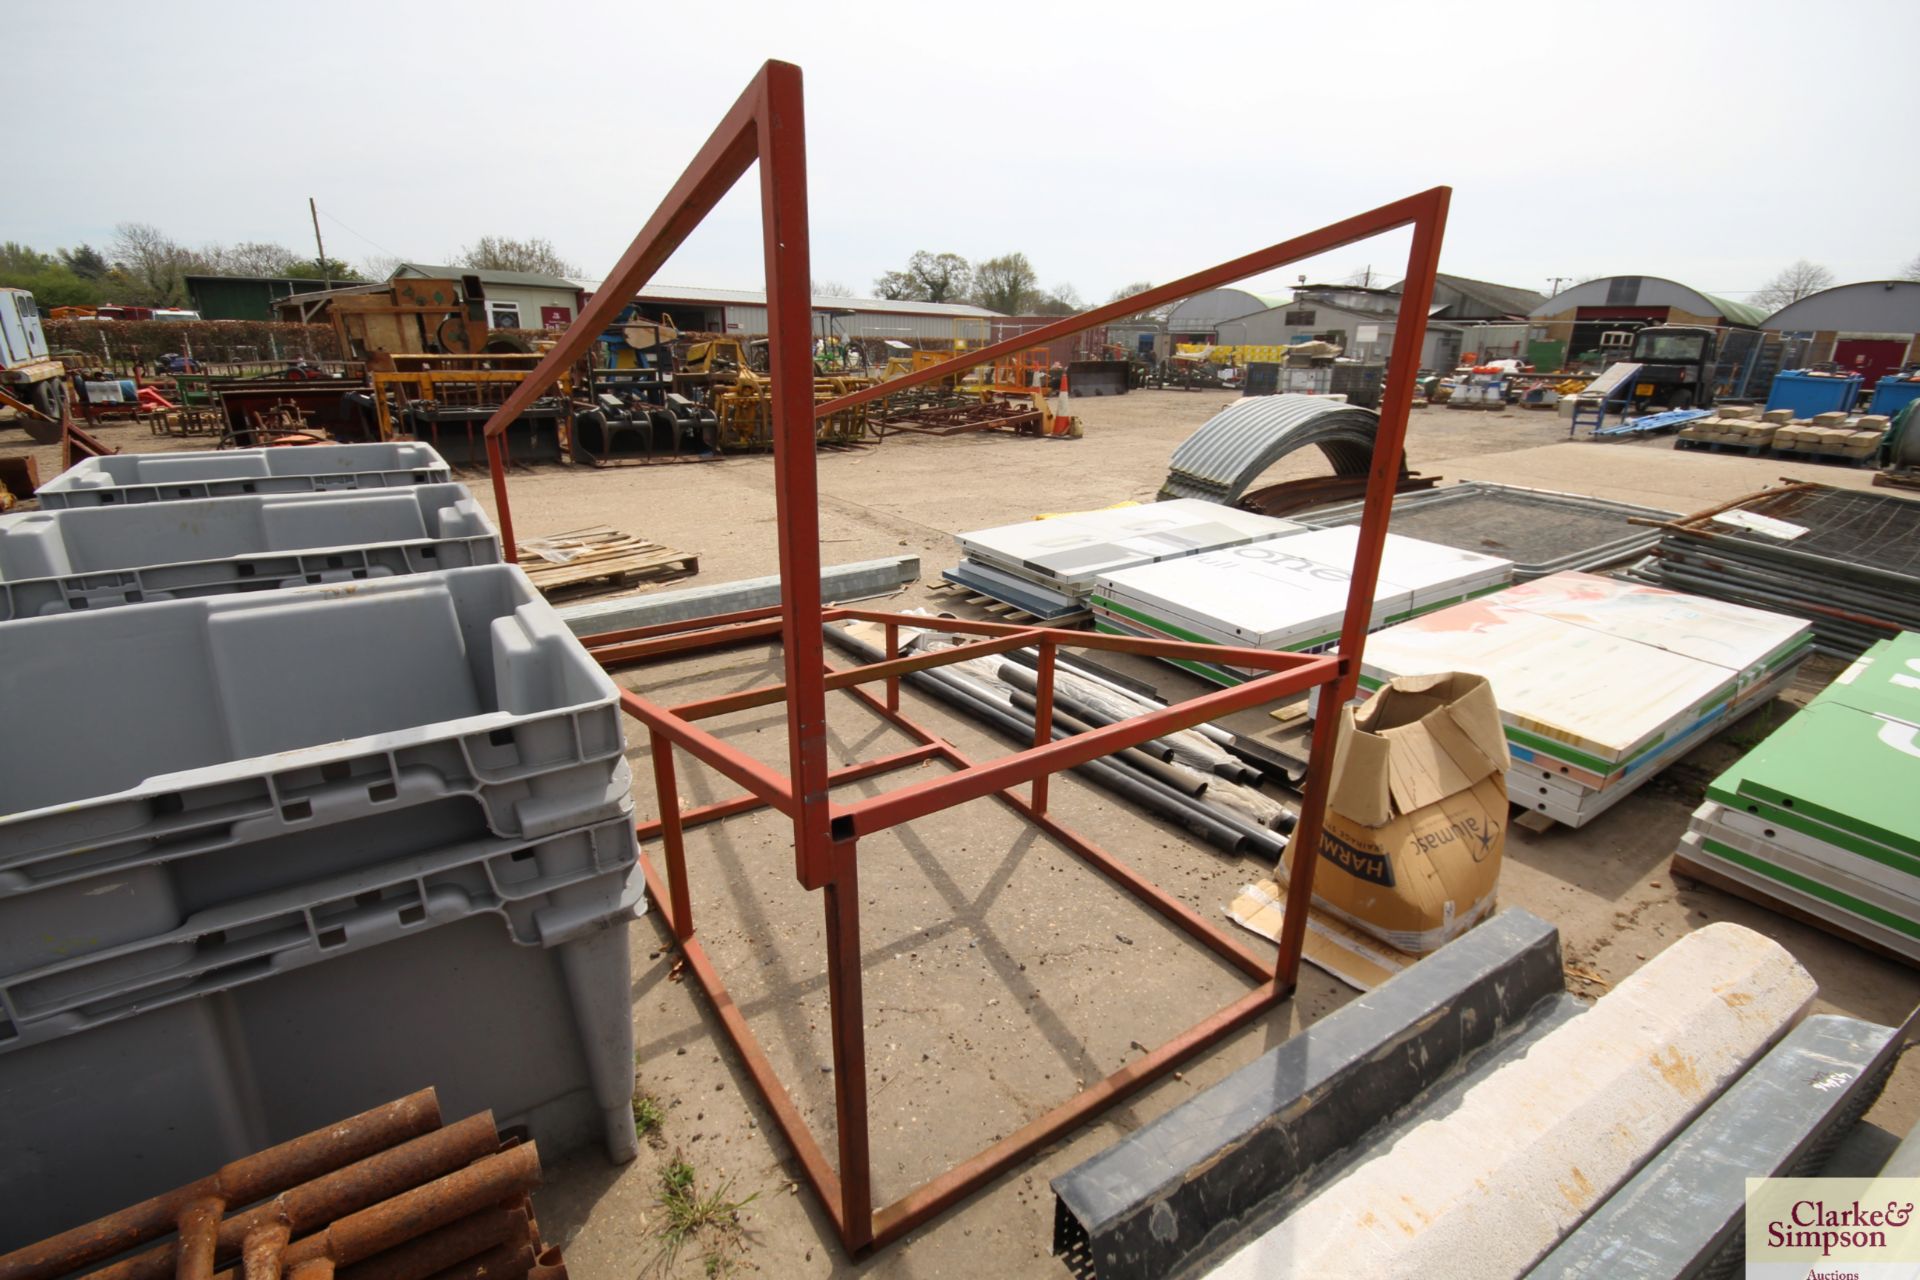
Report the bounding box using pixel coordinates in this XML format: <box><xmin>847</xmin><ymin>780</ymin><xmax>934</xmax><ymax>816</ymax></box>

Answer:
<box><xmin>0</xmin><ymin>444</ymin><xmax>644</xmax><ymax>1247</ymax></box>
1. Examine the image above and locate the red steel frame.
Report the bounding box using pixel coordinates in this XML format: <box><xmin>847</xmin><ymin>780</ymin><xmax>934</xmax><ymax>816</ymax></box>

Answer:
<box><xmin>474</xmin><ymin>59</ymin><xmax>1449</xmax><ymax>1254</ymax></box>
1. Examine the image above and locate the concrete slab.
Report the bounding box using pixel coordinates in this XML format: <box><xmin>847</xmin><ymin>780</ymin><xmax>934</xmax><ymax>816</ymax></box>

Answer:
<box><xmin>553</xmin><ymin>554</ymin><xmax>918</xmax><ymax>636</ymax></box>
<box><xmin>1207</xmin><ymin>923</ymin><xmax>1816</xmax><ymax>1279</ymax></box>
<box><xmin>1535</xmin><ymin>1012</ymin><xmax>1906</xmax><ymax>1277</ymax></box>
<box><xmin>1049</xmin><ymin>909</ymin><xmax>1564</xmax><ymax>1280</ymax></box>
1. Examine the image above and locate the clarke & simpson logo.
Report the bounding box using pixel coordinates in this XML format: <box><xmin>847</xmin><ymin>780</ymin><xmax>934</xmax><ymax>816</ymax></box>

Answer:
<box><xmin>1746</xmin><ymin>1177</ymin><xmax>1920</xmax><ymax>1279</ymax></box>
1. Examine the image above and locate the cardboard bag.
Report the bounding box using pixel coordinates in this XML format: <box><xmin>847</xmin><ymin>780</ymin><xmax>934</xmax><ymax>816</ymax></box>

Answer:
<box><xmin>1300</xmin><ymin>671</ymin><xmax>1510</xmax><ymax>954</ymax></box>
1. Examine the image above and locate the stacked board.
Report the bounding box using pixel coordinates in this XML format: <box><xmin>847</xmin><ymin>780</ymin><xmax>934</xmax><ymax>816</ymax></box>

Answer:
<box><xmin>1354</xmin><ymin>572</ymin><xmax>1813</xmax><ymax>827</ymax></box>
<box><xmin>947</xmin><ymin>500</ymin><xmax>1304</xmax><ymax>622</ymax></box>
<box><xmin>1090</xmin><ymin>527</ymin><xmax>1513</xmax><ymax>685</ymax></box>
<box><xmin>1676</xmin><ymin>631</ymin><xmax>1920</xmax><ymax>962</ymax></box>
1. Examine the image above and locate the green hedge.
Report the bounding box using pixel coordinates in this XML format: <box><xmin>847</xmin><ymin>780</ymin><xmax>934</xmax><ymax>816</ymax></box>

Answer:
<box><xmin>45</xmin><ymin>319</ymin><xmax>341</xmax><ymax>370</ymax></box>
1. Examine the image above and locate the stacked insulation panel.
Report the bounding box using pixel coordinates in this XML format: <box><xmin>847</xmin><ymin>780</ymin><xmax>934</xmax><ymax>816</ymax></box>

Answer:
<box><xmin>946</xmin><ymin>500</ymin><xmax>1304</xmax><ymax>622</ymax></box>
<box><xmin>1351</xmin><ymin>573</ymin><xmax>1812</xmax><ymax>827</ymax></box>
<box><xmin>1677</xmin><ymin>630</ymin><xmax>1920</xmax><ymax>962</ymax></box>
<box><xmin>1090</xmin><ymin>528</ymin><xmax>1513</xmax><ymax>685</ymax></box>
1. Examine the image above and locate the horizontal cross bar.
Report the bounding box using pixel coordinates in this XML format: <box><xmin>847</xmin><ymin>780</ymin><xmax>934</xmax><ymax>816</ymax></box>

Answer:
<box><xmin>619</xmin><ymin>689</ymin><xmax>796</xmax><ymax>818</ymax></box>
<box><xmin>833</xmin><ymin>661</ymin><xmax>1339</xmax><ymax>837</ymax></box>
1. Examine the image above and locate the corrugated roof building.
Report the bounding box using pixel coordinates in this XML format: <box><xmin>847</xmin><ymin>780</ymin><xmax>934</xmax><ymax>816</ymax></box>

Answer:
<box><xmin>1165</xmin><ymin>287</ymin><xmax>1290</xmax><ymax>342</ymax></box>
<box><xmin>1763</xmin><ymin>281</ymin><xmax>1920</xmax><ymax>385</ymax></box>
<box><xmin>1528</xmin><ymin>276</ymin><xmax>1768</xmax><ymax>369</ymax></box>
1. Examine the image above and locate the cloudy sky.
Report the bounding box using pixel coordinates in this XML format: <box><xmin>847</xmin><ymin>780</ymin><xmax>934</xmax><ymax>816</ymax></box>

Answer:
<box><xmin>15</xmin><ymin>0</ymin><xmax>1915</xmax><ymax>304</ymax></box>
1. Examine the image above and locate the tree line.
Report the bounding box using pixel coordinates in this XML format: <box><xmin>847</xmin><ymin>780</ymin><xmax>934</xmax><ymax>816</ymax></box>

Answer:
<box><xmin>866</xmin><ymin>250</ymin><xmax>1089</xmax><ymax>316</ymax></box>
<box><xmin>0</xmin><ymin>227</ymin><xmax>580</xmax><ymax>310</ymax></box>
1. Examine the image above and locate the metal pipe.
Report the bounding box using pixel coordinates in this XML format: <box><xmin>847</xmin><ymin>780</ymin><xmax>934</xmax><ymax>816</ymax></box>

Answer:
<box><xmin>419</xmin><ymin>1243</ymin><xmax>533</xmax><ymax>1280</ymax></box>
<box><xmin>835</xmin><ymin>656</ymin><xmax>1331</xmax><ymax>841</ymax></box>
<box><xmin>1008</xmin><ymin>690</ymin><xmax>1208</xmax><ymax>797</ymax></box>
<box><xmin>995</xmin><ymin>656</ymin><xmax>1265</xmax><ymax>784</ymax></box>
<box><xmin>176</xmin><ymin>1197</ymin><xmax>224</xmax><ymax>1280</ymax></box>
<box><xmin>996</xmin><ymin>664</ymin><xmax>1177</xmax><ymax>761</ymax></box>
<box><xmin>824</xmin><ymin>627</ymin><xmax>1281</xmax><ymax>860</ymax></box>
<box><xmin>997</xmin><ymin>643</ymin><xmax>1167</xmax><ymax>705</ymax></box>
<box><xmin>0</xmin><ymin>1090</ymin><xmax>443</xmax><ymax>1280</ymax></box>
<box><xmin>216</xmin><ymin>1146</ymin><xmax>541</xmax><ymax>1280</ymax></box>
<box><xmin>96</xmin><ymin>1115</ymin><xmax>504</xmax><ymax>1280</ymax></box>
<box><xmin>334</xmin><ymin>1207</ymin><xmax>528</xmax><ymax>1280</ymax></box>
<box><xmin>896</xmin><ymin>662</ymin><xmax>1253</xmax><ymax>853</ymax></box>
<box><xmin>526</xmin><ymin>1248</ymin><xmax>568</xmax><ymax>1280</ymax></box>
<box><xmin>241</xmin><ymin>1223</ymin><xmax>291</xmax><ymax>1280</ymax></box>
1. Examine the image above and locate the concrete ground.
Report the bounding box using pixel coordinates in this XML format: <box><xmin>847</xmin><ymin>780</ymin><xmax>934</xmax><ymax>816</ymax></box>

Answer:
<box><xmin>2</xmin><ymin>395</ymin><xmax>1912</xmax><ymax>1278</ymax></box>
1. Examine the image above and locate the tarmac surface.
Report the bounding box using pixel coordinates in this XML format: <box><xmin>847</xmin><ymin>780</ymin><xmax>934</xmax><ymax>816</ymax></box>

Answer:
<box><xmin>2</xmin><ymin>393</ymin><xmax>1910</xmax><ymax>1279</ymax></box>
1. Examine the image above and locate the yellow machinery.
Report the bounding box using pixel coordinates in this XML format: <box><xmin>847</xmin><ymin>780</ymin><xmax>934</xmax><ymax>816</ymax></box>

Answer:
<box><xmin>867</xmin><ymin>346</ymin><xmax>1078</xmax><ymax>438</ymax></box>
<box><xmin>682</xmin><ymin>338</ymin><xmax>755</xmax><ymax>377</ymax></box>
<box><xmin>708</xmin><ymin>370</ymin><xmax>878</xmax><ymax>450</ymax></box>
<box><xmin>880</xmin><ymin>348</ymin><xmax>962</xmax><ymax>381</ymax></box>
<box><xmin>368</xmin><ymin>353</ymin><xmax>570</xmax><ymax>441</ymax></box>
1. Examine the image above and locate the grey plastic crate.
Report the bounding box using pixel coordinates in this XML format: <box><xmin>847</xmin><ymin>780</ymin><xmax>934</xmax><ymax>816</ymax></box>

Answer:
<box><xmin>0</xmin><ymin>565</ymin><xmax>628</xmax><ymax>891</ymax></box>
<box><xmin>34</xmin><ymin>443</ymin><xmax>452</xmax><ymax>508</ymax></box>
<box><xmin>0</xmin><ymin>483</ymin><xmax>500</xmax><ymax>619</ymax></box>
<box><xmin>1</xmin><ymin>815</ymin><xmax>640</xmax><ymax>1048</ymax></box>
<box><xmin>0</xmin><ymin>789</ymin><xmax>638</xmax><ymax>1012</ymax></box>
<box><xmin>0</xmin><ymin>909</ymin><xmax>639</xmax><ymax>1247</ymax></box>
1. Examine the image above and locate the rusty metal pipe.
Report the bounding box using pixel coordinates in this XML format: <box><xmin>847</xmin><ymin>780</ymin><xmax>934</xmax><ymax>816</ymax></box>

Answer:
<box><xmin>0</xmin><ymin>1090</ymin><xmax>442</xmax><ymax>1280</ymax></box>
<box><xmin>526</xmin><ymin>1248</ymin><xmax>567</xmax><ymax>1280</ymax></box>
<box><xmin>99</xmin><ymin>1114</ymin><xmax>502</xmax><ymax>1280</ymax></box>
<box><xmin>419</xmin><ymin>1243</ymin><xmax>533</xmax><ymax>1280</ymax></box>
<box><xmin>241</xmin><ymin>1222</ymin><xmax>292</xmax><ymax>1280</ymax></box>
<box><xmin>246</xmin><ymin>1145</ymin><xmax>541</xmax><ymax>1280</ymax></box>
<box><xmin>334</xmin><ymin>1207</ymin><xmax>527</xmax><ymax>1280</ymax></box>
<box><xmin>176</xmin><ymin>1196</ymin><xmax>226</xmax><ymax>1280</ymax></box>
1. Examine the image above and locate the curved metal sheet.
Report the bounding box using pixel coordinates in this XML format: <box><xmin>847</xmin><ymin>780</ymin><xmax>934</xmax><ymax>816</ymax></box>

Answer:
<box><xmin>1160</xmin><ymin>395</ymin><xmax>1393</xmax><ymax>504</ymax></box>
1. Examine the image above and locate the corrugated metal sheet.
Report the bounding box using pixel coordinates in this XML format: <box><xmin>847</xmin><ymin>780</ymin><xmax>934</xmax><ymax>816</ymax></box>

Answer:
<box><xmin>1160</xmin><ymin>395</ymin><xmax>1388</xmax><ymax>503</ymax></box>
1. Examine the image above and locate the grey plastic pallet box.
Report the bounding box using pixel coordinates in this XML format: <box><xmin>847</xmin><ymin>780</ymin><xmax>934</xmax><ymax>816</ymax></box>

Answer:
<box><xmin>0</xmin><ymin>566</ymin><xmax>631</xmax><ymax>929</ymax></box>
<box><xmin>0</xmin><ymin>909</ymin><xmax>640</xmax><ymax>1249</ymax></box>
<box><xmin>0</xmin><ymin>483</ymin><xmax>500</xmax><ymax>618</ymax></box>
<box><xmin>1</xmin><ymin>814</ymin><xmax>641</xmax><ymax>1045</ymax></box>
<box><xmin>34</xmin><ymin>443</ymin><xmax>452</xmax><ymax>507</ymax></box>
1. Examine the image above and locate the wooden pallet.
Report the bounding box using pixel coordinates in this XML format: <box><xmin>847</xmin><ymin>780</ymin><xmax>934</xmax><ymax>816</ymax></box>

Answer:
<box><xmin>516</xmin><ymin>526</ymin><xmax>699</xmax><ymax>597</ymax></box>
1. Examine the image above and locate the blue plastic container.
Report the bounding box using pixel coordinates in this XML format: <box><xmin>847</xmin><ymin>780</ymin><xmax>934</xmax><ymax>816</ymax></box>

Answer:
<box><xmin>1872</xmin><ymin>374</ymin><xmax>1920</xmax><ymax>420</ymax></box>
<box><xmin>1765</xmin><ymin>369</ymin><xmax>1863</xmax><ymax>418</ymax></box>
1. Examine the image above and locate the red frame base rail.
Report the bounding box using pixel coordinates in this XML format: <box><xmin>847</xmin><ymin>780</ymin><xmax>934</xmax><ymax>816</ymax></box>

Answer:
<box><xmin>475</xmin><ymin>59</ymin><xmax>1449</xmax><ymax>1254</ymax></box>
